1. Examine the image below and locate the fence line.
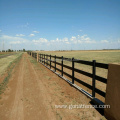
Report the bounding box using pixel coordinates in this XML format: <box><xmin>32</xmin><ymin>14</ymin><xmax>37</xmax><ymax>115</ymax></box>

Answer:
<box><xmin>28</xmin><ymin>52</ymin><xmax>108</xmax><ymax>105</ymax></box>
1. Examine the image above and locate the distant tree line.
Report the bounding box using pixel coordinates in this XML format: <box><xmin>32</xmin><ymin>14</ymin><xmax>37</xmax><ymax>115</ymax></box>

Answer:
<box><xmin>0</xmin><ymin>49</ymin><xmax>26</xmax><ymax>52</ymax></box>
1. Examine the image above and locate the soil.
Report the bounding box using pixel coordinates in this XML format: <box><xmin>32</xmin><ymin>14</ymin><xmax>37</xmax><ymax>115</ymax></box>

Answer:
<box><xmin>0</xmin><ymin>53</ymin><xmax>106</xmax><ymax>120</ymax></box>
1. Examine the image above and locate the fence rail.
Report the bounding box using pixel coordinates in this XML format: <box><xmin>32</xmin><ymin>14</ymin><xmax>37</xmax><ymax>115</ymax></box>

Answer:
<box><xmin>28</xmin><ymin>52</ymin><xmax>108</xmax><ymax>103</ymax></box>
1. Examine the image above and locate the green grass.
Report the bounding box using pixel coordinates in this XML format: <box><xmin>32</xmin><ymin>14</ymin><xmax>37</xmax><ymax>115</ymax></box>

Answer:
<box><xmin>0</xmin><ymin>53</ymin><xmax>22</xmax><ymax>95</ymax></box>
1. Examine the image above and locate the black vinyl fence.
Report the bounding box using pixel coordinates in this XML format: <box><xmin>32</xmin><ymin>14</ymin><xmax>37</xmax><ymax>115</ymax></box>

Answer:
<box><xmin>28</xmin><ymin>52</ymin><xmax>108</xmax><ymax>101</ymax></box>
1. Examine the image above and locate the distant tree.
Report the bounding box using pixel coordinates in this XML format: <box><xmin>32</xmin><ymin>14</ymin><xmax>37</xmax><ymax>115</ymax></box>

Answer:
<box><xmin>2</xmin><ymin>50</ymin><xmax>5</xmax><ymax>52</ymax></box>
<box><xmin>8</xmin><ymin>49</ymin><xmax>12</xmax><ymax>52</ymax></box>
<box><xmin>23</xmin><ymin>49</ymin><xmax>25</xmax><ymax>52</ymax></box>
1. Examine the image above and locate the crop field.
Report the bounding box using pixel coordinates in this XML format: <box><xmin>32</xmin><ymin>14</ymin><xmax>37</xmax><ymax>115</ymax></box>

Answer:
<box><xmin>0</xmin><ymin>50</ymin><xmax>120</xmax><ymax>120</ymax></box>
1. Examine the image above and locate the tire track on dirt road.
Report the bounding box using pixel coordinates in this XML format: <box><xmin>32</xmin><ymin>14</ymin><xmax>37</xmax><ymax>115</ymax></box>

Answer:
<box><xmin>10</xmin><ymin>54</ymin><xmax>24</xmax><ymax>120</ymax></box>
<box><xmin>26</xmin><ymin>54</ymin><xmax>56</xmax><ymax>120</ymax></box>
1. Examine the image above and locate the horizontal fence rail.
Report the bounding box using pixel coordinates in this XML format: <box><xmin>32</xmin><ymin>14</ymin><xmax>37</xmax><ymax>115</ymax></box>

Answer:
<box><xmin>28</xmin><ymin>52</ymin><xmax>108</xmax><ymax>103</ymax></box>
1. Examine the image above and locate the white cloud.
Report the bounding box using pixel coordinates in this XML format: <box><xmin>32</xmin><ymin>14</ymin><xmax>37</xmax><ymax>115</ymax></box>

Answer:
<box><xmin>49</xmin><ymin>38</ymin><xmax>69</xmax><ymax>43</ymax></box>
<box><xmin>78</xmin><ymin>40</ymin><xmax>82</xmax><ymax>43</ymax></box>
<box><xmin>101</xmin><ymin>40</ymin><xmax>109</xmax><ymax>43</ymax></box>
<box><xmin>63</xmin><ymin>37</ymin><xmax>68</xmax><ymax>42</ymax></box>
<box><xmin>56</xmin><ymin>38</ymin><xmax>59</xmax><ymax>42</ymax></box>
<box><xmin>85</xmin><ymin>40</ymin><xmax>96</xmax><ymax>43</ymax></box>
<box><xmin>51</xmin><ymin>40</ymin><xmax>55</xmax><ymax>43</ymax></box>
<box><xmin>16</xmin><ymin>34</ymin><xmax>25</xmax><ymax>37</ymax></box>
<box><xmin>2</xmin><ymin>33</ymin><xmax>119</xmax><ymax>50</ymax></box>
<box><xmin>10</xmin><ymin>41</ymin><xmax>21</xmax><ymax>44</ymax></box>
<box><xmin>0</xmin><ymin>35</ymin><xmax>28</xmax><ymax>44</ymax></box>
<box><xmin>66</xmin><ymin>41</ymin><xmax>70</xmax><ymax>44</ymax></box>
<box><xmin>32</xmin><ymin>38</ymin><xmax>48</xmax><ymax>44</ymax></box>
<box><xmin>70</xmin><ymin>35</ymin><xmax>94</xmax><ymax>44</ymax></box>
<box><xmin>117</xmin><ymin>39</ymin><xmax>120</xmax><ymax>43</ymax></box>
<box><xmin>71</xmin><ymin>36</ymin><xmax>76</xmax><ymax>41</ymax></box>
<box><xmin>33</xmin><ymin>31</ymin><xmax>39</xmax><ymax>33</ymax></box>
<box><xmin>29</xmin><ymin>34</ymin><xmax>35</xmax><ymax>37</ymax></box>
<box><xmin>84</xmin><ymin>37</ymin><xmax>91</xmax><ymax>41</ymax></box>
<box><xmin>0</xmin><ymin>30</ymin><xmax>2</xmax><ymax>32</ymax></box>
<box><xmin>79</xmin><ymin>30</ymin><xmax>83</xmax><ymax>32</ymax></box>
<box><xmin>80</xmin><ymin>35</ymin><xmax>90</xmax><ymax>41</ymax></box>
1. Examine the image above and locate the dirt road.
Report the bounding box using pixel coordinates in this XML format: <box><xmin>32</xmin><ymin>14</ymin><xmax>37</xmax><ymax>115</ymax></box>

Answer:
<box><xmin>0</xmin><ymin>53</ymin><xmax>106</xmax><ymax>120</ymax></box>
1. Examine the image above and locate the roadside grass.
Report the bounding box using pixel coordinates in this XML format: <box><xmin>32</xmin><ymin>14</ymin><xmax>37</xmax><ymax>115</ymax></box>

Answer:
<box><xmin>0</xmin><ymin>53</ymin><xmax>22</xmax><ymax>95</ymax></box>
<box><xmin>0</xmin><ymin>53</ymin><xmax>23</xmax><ymax>76</ymax></box>
<box><xmin>56</xmin><ymin>111</ymin><xmax>62</xmax><ymax>120</ymax></box>
<box><xmin>29</xmin><ymin>56</ymin><xmax>46</xmax><ymax>72</ymax></box>
<box><xmin>30</xmin><ymin>59</ymin><xmax>37</xmax><ymax>65</ymax></box>
<box><xmin>0</xmin><ymin>52</ymin><xmax>16</xmax><ymax>56</ymax></box>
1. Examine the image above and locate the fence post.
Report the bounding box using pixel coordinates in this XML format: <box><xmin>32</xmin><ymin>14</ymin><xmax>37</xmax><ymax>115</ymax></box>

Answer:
<box><xmin>55</xmin><ymin>55</ymin><xmax>56</xmax><ymax>72</ymax></box>
<box><xmin>61</xmin><ymin>56</ymin><xmax>63</xmax><ymax>76</ymax></box>
<box><xmin>40</xmin><ymin>54</ymin><xmax>41</xmax><ymax>62</ymax></box>
<box><xmin>72</xmin><ymin>57</ymin><xmax>74</xmax><ymax>84</ymax></box>
<box><xmin>44</xmin><ymin>54</ymin><xmax>45</xmax><ymax>64</ymax></box>
<box><xmin>37</xmin><ymin>53</ymin><xmax>38</xmax><ymax>62</ymax></box>
<box><xmin>92</xmin><ymin>60</ymin><xmax>96</xmax><ymax>97</ymax></box>
<box><xmin>41</xmin><ymin>54</ymin><xmax>42</xmax><ymax>63</ymax></box>
<box><xmin>47</xmin><ymin>54</ymin><xmax>48</xmax><ymax>66</ymax></box>
<box><xmin>50</xmin><ymin>55</ymin><xmax>51</xmax><ymax>69</ymax></box>
<box><xmin>41</xmin><ymin>54</ymin><xmax>43</xmax><ymax>62</ymax></box>
<box><xmin>38</xmin><ymin>54</ymin><xmax>40</xmax><ymax>62</ymax></box>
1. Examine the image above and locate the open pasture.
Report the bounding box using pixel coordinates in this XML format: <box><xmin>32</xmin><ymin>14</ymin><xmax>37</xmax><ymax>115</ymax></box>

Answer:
<box><xmin>38</xmin><ymin>50</ymin><xmax>120</xmax><ymax>64</ymax></box>
<box><xmin>37</xmin><ymin>50</ymin><xmax>120</xmax><ymax>102</ymax></box>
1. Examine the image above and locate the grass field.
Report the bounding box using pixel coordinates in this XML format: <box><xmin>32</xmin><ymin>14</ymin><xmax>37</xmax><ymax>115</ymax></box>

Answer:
<box><xmin>36</xmin><ymin>50</ymin><xmax>120</xmax><ymax>102</ymax></box>
<box><xmin>0</xmin><ymin>52</ymin><xmax>16</xmax><ymax>56</ymax></box>
<box><xmin>0</xmin><ymin>53</ymin><xmax>22</xmax><ymax>76</ymax></box>
<box><xmin>0</xmin><ymin>53</ymin><xmax>23</xmax><ymax>96</ymax></box>
<box><xmin>37</xmin><ymin>50</ymin><xmax>120</xmax><ymax>64</ymax></box>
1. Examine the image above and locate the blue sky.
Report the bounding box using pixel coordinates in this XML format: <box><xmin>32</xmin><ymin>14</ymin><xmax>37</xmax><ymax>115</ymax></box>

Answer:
<box><xmin>0</xmin><ymin>0</ymin><xmax>120</xmax><ymax>50</ymax></box>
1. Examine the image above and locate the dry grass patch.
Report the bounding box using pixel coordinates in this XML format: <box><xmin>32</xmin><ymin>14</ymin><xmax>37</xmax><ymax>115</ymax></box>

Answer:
<box><xmin>0</xmin><ymin>53</ymin><xmax>22</xmax><ymax>76</ymax></box>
